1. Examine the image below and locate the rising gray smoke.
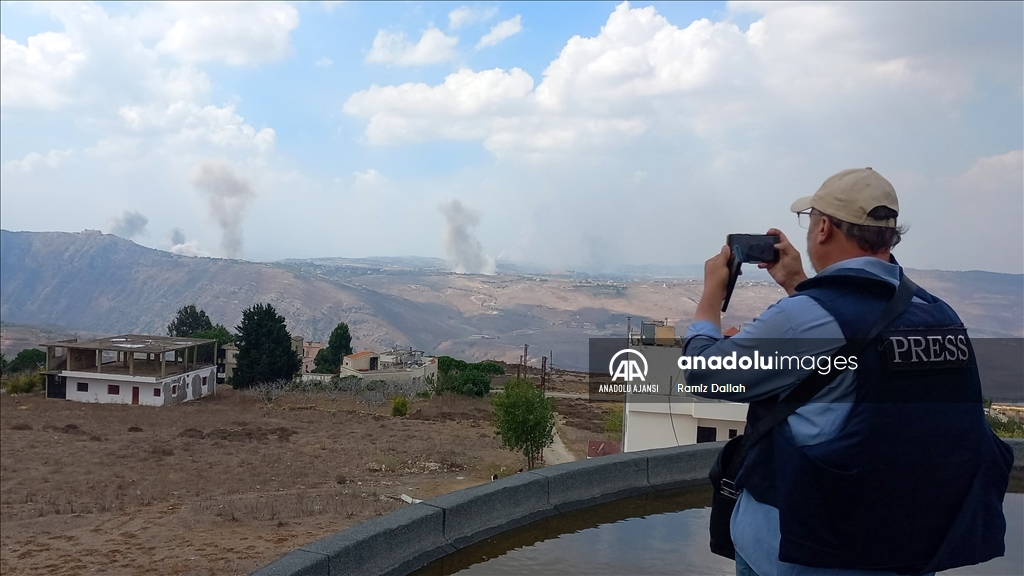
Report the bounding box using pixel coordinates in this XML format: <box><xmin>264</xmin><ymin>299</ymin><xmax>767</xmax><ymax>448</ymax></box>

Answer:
<box><xmin>166</xmin><ymin>227</ymin><xmax>206</xmax><ymax>256</ymax></box>
<box><xmin>190</xmin><ymin>161</ymin><xmax>255</xmax><ymax>258</ymax></box>
<box><xmin>439</xmin><ymin>200</ymin><xmax>495</xmax><ymax>274</ymax></box>
<box><xmin>109</xmin><ymin>210</ymin><xmax>149</xmax><ymax>239</ymax></box>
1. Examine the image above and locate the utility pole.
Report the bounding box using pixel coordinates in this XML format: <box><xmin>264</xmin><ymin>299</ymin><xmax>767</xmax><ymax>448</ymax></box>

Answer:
<box><xmin>523</xmin><ymin>344</ymin><xmax>529</xmax><ymax>379</ymax></box>
<box><xmin>540</xmin><ymin>356</ymin><xmax>547</xmax><ymax>391</ymax></box>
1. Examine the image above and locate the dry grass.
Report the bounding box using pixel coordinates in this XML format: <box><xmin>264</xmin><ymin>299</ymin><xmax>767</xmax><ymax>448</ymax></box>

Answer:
<box><xmin>0</xmin><ymin>387</ymin><xmax>522</xmax><ymax>576</ymax></box>
<box><xmin>552</xmin><ymin>398</ymin><xmax>619</xmax><ymax>459</ymax></box>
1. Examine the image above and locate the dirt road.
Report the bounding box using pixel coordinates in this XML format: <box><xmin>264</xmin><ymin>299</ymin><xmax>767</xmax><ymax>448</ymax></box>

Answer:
<box><xmin>543</xmin><ymin>426</ymin><xmax>576</xmax><ymax>465</ymax></box>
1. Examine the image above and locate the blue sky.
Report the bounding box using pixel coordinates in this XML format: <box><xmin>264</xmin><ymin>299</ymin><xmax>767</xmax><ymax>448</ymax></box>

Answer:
<box><xmin>1</xmin><ymin>1</ymin><xmax>1021</xmax><ymax>273</ymax></box>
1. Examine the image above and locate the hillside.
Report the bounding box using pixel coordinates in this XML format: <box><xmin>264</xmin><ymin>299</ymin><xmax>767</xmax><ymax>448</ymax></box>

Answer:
<box><xmin>1</xmin><ymin>230</ymin><xmax>1021</xmax><ymax>369</ymax></box>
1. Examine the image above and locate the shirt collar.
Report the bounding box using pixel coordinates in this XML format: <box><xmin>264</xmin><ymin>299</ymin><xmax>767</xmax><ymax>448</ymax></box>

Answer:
<box><xmin>817</xmin><ymin>255</ymin><xmax>902</xmax><ymax>285</ymax></box>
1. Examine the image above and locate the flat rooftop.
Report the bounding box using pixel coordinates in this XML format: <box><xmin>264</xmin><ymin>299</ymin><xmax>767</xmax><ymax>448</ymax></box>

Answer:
<box><xmin>41</xmin><ymin>334</ymin><xmax>217</xmax><ymax>354</ymax></box>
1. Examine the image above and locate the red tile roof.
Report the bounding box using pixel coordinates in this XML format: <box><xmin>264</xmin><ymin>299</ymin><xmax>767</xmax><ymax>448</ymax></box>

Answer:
<box><xmin>345</xmin><ymin>351</ymin><xmax>376</xmax><ymax>359</ymax></box>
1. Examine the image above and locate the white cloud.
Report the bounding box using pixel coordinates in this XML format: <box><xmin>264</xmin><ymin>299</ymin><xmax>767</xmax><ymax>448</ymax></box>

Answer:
<box><xmin>316</xmin><ymin>57</ymin><xmax>333</xmax><ymax>67</ymax></box>
<box><xmin>344</xmin><ymin>67</ymin><xmax>534</xmax><ymax>145</ymax></box>
<box><xmin>448</xmin><ymin>6</ymin><xmax>498</xmax><ymax>30</ymax></box>
<box><xmin>366</xmin><ymin>27</ymin><xmax>458</xmax><ymax>66</ymax></box>
<box><xmin>0</xmin><ymin>32</ymin><xmax>87</xmax><ymax>109</ymax></box>
<box><xmin>346</xmin><ymin>2</ymin><xmax>1021</xmax><ymax>159</ymax></box>
<box><xmin>898</xmin><ymin>150</ymin><xmax>1023</xmax><ymax>273</ymax></box>
<box><xmin>322</xmin><ymin>1</ymin><xmax>345</xmax><ymax>13</ymax></box>
<box><xmin>156</xmin><ymin>65</ymin><xmax>212</xmax><ymax>101</ymax></box>
<box><xmin>354</xmin><ymin>168</ymin><xmax>385</xmax><ymax>187</ymax></box>
<box><xmin>118</xmin><ymin>102</ymin><xmax>275</xmax><ymax>153</ymax></box>
<box><xmin>476</xmin><ymin>15</ymin><xmax>522</xmax><ymax>49</ymax></box>
<box><xmin>2</xmin><ymin>149</ymin><xmax>75</xmax><ymax>173</ymax></box>
<box><xmin>155</xmin><ymin>2</ymin><xmax>300</xmax><ymax>66</ymax></box>
<box><xmin>956</xmin><ymin>150</ymin><xmax>1024</xmax><ymax>194</ymax></box>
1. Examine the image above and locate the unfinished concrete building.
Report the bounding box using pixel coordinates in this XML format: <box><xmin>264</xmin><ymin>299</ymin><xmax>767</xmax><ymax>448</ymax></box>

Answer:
<box><xmin>40</xmin><ymin>334</ymin><xmax>218</xmax><ymax>406</ymax></box>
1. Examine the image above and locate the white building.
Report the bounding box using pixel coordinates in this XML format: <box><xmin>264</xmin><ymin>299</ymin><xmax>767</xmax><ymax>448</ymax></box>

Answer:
<box><xmin>622</xmin><ymin>331</ymin><xmax>748</xmax><ymax>452</ymax></box>
<box><xmin>41</xmin><ymin>334</ymin><xmax>219</xmax><ymax>406</ymax></box>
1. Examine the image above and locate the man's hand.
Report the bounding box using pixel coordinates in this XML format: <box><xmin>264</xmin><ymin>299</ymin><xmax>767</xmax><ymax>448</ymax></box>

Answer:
<box><xmin>692</xmin><ymin>245</ymin><xmax>732</xmax><ymax>330</ymax></box>
<box><xmin>703</xmin><ymin>245</ymin><xmax>731</xmax><ymax>301</ymax></box>
<box><xmin>758</xmin><ymin>228</ymin><xmax>807</xmax><ymax>295</ymax></box>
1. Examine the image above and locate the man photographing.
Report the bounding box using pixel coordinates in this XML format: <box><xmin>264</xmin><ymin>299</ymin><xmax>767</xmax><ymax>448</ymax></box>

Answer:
<box><xmin>682</xmin><ymin>168</ymin><xmax>1013</xmax><ymax>576</ymax></box>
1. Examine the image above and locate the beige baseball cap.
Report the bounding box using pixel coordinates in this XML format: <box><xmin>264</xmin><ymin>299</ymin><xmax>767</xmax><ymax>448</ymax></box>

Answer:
<box><xmin>790</xmin><ymin>167</ymin><xmax>899</xmax><ymax>227</ymax></box>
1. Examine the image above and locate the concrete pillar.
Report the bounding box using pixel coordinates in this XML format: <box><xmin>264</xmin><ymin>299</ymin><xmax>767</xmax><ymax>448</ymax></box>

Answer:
<box><xmin>161</xmin><ymin>352</ymin><xmax>166</xmax><ymax>379</ymax></box>
<box><xmin>193</xmin><ymin>346</ymin><xmax>198</xmax><ymax>370</ymax></box>
<box><xmin>129</xmin><ymin>351</ymin><xmax>135</xmax><ymax>376</ymax></box>
<box><xmin>96</xmin><ymin>349</ymin><xmax>101</xmax><ymax>373</ymax></box>
<box><xmin>45</xmin><ymin>347</ymin><xmax>53</xmax><ymax>371</ymax></box>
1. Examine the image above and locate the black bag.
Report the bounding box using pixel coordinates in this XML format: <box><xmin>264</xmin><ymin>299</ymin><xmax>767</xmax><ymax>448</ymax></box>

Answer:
<box><xmin>707</xmin><ymin>274</ymin><xmax>917</xmax><ymax>560</ymax></box>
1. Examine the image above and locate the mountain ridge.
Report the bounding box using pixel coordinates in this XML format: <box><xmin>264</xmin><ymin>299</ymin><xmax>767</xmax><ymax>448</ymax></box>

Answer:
<box><xmin>2</xmin><ymin>229</ymin><xmax>1021</xmax><ymax>369</ymax></box>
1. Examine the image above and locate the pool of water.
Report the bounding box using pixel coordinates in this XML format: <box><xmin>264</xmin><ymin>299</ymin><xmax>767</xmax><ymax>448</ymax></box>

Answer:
<box><xmin>414</xmin><ymin>482</ymin><xmax>1023</xmax><ymax>576</ymax></box>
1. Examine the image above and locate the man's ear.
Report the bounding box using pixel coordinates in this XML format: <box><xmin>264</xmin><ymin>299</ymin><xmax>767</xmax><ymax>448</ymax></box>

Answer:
<box><xmin>817</xmin><ymin>214</ymin><xmax>833</xmax><ymax>243</ymax></box>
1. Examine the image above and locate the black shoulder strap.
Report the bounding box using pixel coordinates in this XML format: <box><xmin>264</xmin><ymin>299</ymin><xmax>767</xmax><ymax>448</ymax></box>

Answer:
<box><xmin>726</xmin><ymin>273</ymin><xmax>918</xmax><ymax>478</ymax></box>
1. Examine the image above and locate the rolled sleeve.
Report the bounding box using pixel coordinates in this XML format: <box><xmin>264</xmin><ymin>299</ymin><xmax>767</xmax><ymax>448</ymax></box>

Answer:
<box><xmin>681</xmin><ymin>296</ymin><xmax>845</xmax><ymax>403</ymax></box>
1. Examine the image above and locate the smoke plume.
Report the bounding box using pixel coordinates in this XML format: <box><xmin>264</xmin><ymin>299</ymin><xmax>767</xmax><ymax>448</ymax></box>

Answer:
<box><xmin>190</xmin><ymin>160</ymin><xmax>255</xmax><ymax>258</ymax></box>
<box><xmin>109</xmin><ymin>210</ymin><xmax>149</xmax><ymax>239</ymax></box>
<box><xmin>439</xmin><ymin>200</ymin><xmax>495</xmax><ymax>275</ymax></box>
<box><xmin>167</xmin><ymin>227</ymin><xmax>207</xmax><ymax>257</ymax></box>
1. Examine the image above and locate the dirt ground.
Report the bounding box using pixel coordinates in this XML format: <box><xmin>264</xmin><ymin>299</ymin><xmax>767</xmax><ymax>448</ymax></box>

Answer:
<box><xmin>0</xmin><ymin>388</ymin><xmax>526</xmax><ymax>576</ymax></box>
<box><xmin>551</xmin><ymin>397</ymin><xmax>619</xmax><ymax>460</ymax></box>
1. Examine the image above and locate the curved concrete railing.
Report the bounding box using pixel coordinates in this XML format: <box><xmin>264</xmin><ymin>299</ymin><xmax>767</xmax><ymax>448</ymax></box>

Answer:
<box><xmin>253</xmin><ymin>438</ymin><xmax>1024</xmax><ymax>576</ymax></box>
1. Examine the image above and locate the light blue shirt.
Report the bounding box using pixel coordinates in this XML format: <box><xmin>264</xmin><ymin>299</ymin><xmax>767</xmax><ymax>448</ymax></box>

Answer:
<box><xmin>683</xmin><ymin>257</ymin><xmax>932</xmax><ymax>576</ymax></box>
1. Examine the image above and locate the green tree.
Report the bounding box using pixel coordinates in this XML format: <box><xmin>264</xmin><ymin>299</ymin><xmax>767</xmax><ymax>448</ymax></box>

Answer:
<box><xmin>472</xmin><ymin>361</ymin><xmax>505</xmax><ymax>376</ymax></box>
<box><xmin>0</xmin><ymin>353</ymin><xmax>7</xmax><ymax>375</ymax></box>
<box><xmin>313</xmin><ymin>322</ymin><xmax>354</xmax><ymax>373</ymax></box>
<box><xmin>167</xmin><ymin>304</ymin><xmax>214</xmax><ymax>337</ymax></box>
<box><xmin>193</xmin><ymin>324</ymin><xmax>236</xmax><ymax>363</ymax></box>
<box><xmin>457</xmin><ymin>370</ymin><xmax>491</xmax><ymax>397</ymax></box>
<box><xmin>233</xmin><ymin>303</ymin><xmax>301</xmax><ymax>389</ymax></box>
<box><xmin>492</xmin><ymin>378</ymin><xmax>555</xmax><ymax>469</ymax></box>
<box><xmin>8</xmin><ymin>348</ymin><xmax>46</xmax><ymax>374</ymax></box>
<box><xmin>433</xmin><ymin>356</ymin><xmax>503</xmax><ymax>396</ymax></box>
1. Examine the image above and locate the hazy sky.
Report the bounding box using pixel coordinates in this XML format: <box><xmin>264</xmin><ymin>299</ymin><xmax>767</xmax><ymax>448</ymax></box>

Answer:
<box><xmin>1</xmin><ymin>1</ymin><xmax>1022</xmax><ymax>273</ymax></box>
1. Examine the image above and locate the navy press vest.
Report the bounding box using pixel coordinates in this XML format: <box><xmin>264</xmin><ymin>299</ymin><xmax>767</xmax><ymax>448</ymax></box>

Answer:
<box><xmin>737</xmin><ymin>267</ymin><xmax>1013</xmax><ymax>574</ymax></box>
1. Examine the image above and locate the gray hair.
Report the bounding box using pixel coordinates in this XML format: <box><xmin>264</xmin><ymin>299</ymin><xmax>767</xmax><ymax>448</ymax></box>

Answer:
<box><xmin>814</xmin><ymin>206</ymin><xmax>908</xmax><ymax>253</ymax></box>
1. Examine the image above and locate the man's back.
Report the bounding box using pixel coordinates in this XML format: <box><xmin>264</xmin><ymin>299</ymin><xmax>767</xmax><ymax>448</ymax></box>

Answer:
<box><xmin>684</xmin><ymin>257</ymin><xmax>1013</xmax><ymax>575</ymax></box>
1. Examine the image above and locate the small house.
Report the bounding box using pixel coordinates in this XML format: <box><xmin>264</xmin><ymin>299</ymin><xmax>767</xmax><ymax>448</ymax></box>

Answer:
<box><xmin>40</xmin><ymin>334</ymin><xmax>219</xmax><ymax>406</ymax></box>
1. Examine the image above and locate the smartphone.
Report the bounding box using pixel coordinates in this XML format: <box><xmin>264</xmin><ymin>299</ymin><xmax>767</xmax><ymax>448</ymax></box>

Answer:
<box><xmin>721</xmin><ymin>234</ymin><xmax>779</xmax><ymax>313</ymax></box>
<box><xmin>726</xmin><ymin>234</ymin><xmax>780</xmax><ymax>264</ymax></box>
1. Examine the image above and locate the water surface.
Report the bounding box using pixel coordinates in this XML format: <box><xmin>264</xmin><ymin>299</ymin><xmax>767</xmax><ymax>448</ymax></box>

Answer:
<box><xmin>414</xmin><ymin>484</ymin><xmax>1023</xmax><ymax>576</ymax></box>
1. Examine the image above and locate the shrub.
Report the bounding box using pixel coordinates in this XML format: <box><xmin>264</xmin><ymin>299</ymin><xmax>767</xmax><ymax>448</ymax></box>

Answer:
<box><xmin>457</xmin><ymin>371</ymin><xmax>490</xmax><ymax>397</ymax></box>
<box><xmin>8</xmin><ymin>348</ymin><xmax>45</xmax><ymax>374</ymax></box>
<box><xmin>6</xmin><ymin>373</ymin><xmax>42</xmax><ymax>394</ymax></box>
<box><xmin>987</xmin><ymin>412</ymin><xmax>1024</xmax><ymax>439</ymax></box>
<box><xmin>604</xmin><ymin>405</ymin><xmax>624</xmax><ymax>440</ymax></box>
<box><xmin>492</xmin><ymin>378</ymin><xmax>555</xmax><ymax>470</ymax></box>
<box><xmin>249</xmin><ymin>380</ymin><xmax>289</xmax><ymax>405</ymax></box>
<box><xmin>392</xmin><ymin>395</ymin><xmax>409</xmax><ymax>417</ymax></box>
